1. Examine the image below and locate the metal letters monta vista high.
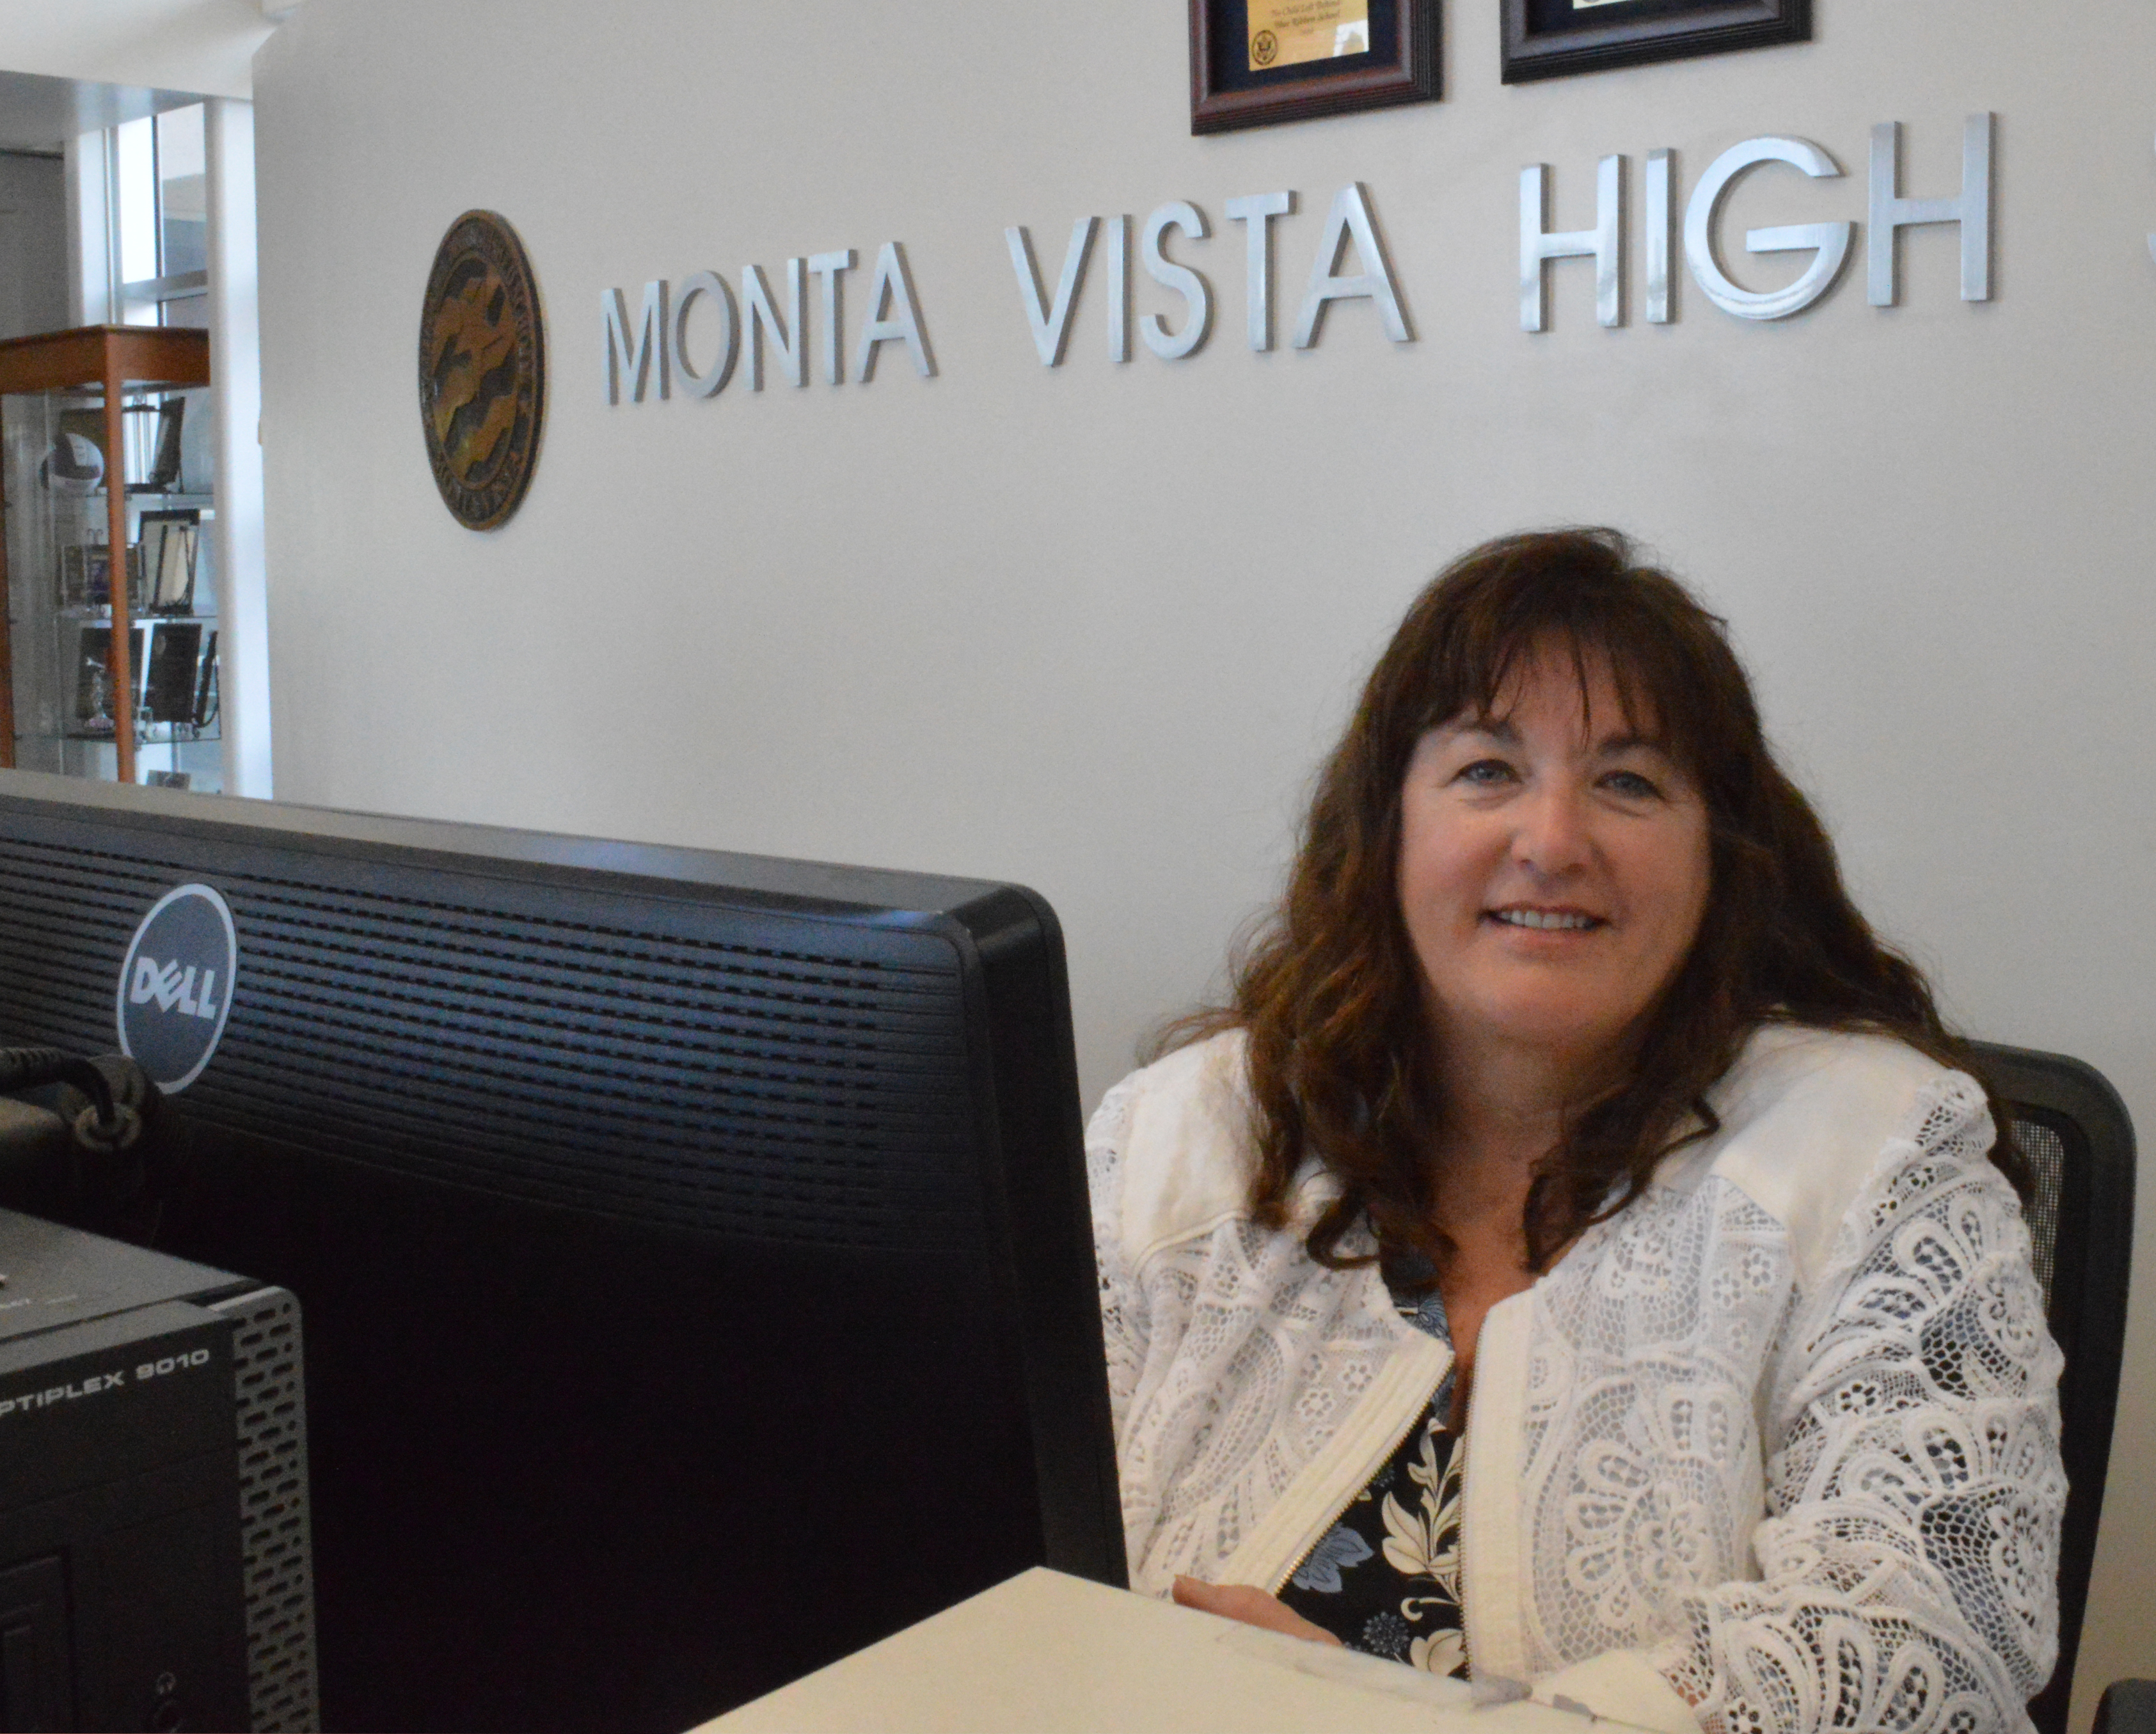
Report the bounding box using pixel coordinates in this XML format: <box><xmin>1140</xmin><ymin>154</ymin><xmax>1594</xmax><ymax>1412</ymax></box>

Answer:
<box><xmin>418</xmin><ymin>210</ymin><xmax>547</xmax><ymax>530</ymax></box>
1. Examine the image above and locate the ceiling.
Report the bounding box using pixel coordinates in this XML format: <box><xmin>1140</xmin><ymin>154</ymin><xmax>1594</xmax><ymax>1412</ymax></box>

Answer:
<box><xmin>0</xmin><ymin>0</ymin><xmax>281</xmax><ymax>122</ymax></box>
<box><xmin>0</xmin><ymin>68</ymin><xmax>208</xmax><ymax>155</ymax></box>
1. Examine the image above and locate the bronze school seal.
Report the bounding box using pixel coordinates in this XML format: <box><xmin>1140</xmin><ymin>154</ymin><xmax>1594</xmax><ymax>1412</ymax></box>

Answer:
<box><xmin>1250</xmin><ymin>28</ymin><xmax>1279</xmax><ymax>66</ymax></box>
<box><xmin>418</xmin><ymin>210</ymin><xmax>546</xmax><ymax>530</ymax></box>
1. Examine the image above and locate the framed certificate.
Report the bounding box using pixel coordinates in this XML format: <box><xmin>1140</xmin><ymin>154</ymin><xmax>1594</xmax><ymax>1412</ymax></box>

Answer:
<box><xmin>144</xmin><ymin>622</ymin><xmax>205</xmax><ymax>725</ymax></box>
<box><xmin>138</xmin><ymin>509</ymin><xmax>201</xmax><ymax>615</ymax></box>
<box><xmin>1502</xmin><ymin>0</ymin><xmax>1809</xmax><ymax>83</ymax></box>
<box><xmin>1190</xmin><ymin>0</ymin><xmax>1438</xmax><ymax>134</ymax></box>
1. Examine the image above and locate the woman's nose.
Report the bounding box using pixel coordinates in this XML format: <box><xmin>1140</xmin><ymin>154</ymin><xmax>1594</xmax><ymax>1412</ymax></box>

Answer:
<box><xmin>1511</xmin><ymin>779</ymin><xmax>1592</xmax><ymax>875</ymax></box>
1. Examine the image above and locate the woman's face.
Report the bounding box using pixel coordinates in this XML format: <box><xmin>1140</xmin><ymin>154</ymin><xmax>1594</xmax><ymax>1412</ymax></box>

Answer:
<box><xmin>1396</xmin><ymin>645</ymin><xmax>1712</xmax><ymax>1083</ymax></box>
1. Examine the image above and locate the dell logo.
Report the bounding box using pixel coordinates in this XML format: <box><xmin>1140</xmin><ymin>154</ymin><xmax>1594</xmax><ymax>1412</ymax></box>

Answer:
<box><xmin>116</xmin><ymin>884</ymin><xmax>238</xmax><ymax>1092</ymax></box>
<box><xmin>128</xmin><ymin>956</ymin><xmax>223</xmax><ymax>1020</ymax></box>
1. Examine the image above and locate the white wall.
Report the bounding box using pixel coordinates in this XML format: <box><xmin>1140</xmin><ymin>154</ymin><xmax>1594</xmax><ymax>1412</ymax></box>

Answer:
<box><xmin>253</xmin><ymin>2</ymin><xmax>2156</xmax><ymax>1719</ymax></box>
<box><xmin>0</xmin><ymin>150</ymin><xmax>65</xmax><ymax>338</ymax></box>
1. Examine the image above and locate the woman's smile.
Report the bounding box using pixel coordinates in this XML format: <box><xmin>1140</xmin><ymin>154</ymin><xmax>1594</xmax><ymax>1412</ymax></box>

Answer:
<box><xmin>1486</xmin><ymin>906</ymin><xmax>1603</xmax><ymax>932</ymax></box>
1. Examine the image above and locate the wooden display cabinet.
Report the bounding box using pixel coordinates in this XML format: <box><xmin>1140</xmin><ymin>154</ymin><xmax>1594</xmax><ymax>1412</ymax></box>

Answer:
<box><xmin>0</xmin><ymin>326</ymin><xmax>214</xmax><ymax>788</ymax></box>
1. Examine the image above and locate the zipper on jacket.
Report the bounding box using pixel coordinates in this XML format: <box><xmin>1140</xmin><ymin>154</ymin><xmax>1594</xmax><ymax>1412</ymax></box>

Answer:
<box><xmin>1461</xmin><ymin>1318</ymin><xmax>1493</xmax><ymax>1686</ymax></box>
<box><xmin>1457</xmin><ymin>1418</ymin><xmax>1478</xmax><ymax>1684</ymax></box>
<box><xmin>1264</xmin><ymin>1391</ymin><xmax>1434</xmax><ymax>1596</ymax></box>
<box><xmin>1214</xmin><ymin>1312</ymin><xmax>1448</xmax><ymax>1597</ymax></box>
<box><xmin>1459</xmin><ymin>1288</ymin><xmax>1535</xmax><ymax>1697</ymax></box>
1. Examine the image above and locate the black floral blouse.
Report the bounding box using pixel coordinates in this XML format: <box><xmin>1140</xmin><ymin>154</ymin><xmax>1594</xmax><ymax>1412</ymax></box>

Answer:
<box><xmin>1273</xmin><ymin>1282</ymin><xmax>1468</xmax><ymax>1677</ymax></box>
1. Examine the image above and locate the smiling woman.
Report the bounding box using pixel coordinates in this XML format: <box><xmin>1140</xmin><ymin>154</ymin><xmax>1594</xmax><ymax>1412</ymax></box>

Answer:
<box><xmin>1395</xmin><ymin>651</ymin><xmax>1712</xmax><ymax>1110</ymax></box>
<box><xmin>1087</xmin><ymin>529</ymin><xmax>2063</xmax><ymax>1733</ymax></box>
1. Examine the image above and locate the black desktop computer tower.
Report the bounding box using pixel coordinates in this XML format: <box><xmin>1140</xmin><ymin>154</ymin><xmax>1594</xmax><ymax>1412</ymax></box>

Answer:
<box><xmin>0</xmin><ymin>1202</ymin><xmax>317</xmax><ymax>1732</ymax></box>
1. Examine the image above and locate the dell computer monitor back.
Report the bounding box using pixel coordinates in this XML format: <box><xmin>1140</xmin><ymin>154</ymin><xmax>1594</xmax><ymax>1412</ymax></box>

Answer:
<box><xmin>0</xmin><ymin>772</ymin><xmax>1124</xmax><ymax>1733</ymax></box>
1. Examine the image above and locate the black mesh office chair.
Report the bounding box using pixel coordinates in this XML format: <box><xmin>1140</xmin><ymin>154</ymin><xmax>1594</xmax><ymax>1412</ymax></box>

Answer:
<box><xmin>1965</xmin><ymin>1042</ymin><xmax>2137</xmax><ymax>1734</ymax></box>
<box><xmin>2097</xmin><ymin>1682</ymin><xmax>2156</xmax><ymax>1734</ymax></box>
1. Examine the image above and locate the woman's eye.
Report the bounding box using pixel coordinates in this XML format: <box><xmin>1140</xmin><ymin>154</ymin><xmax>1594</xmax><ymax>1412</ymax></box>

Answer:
<box><xmin>1456</xmin><ymin>759</ymin><xmax>1516</xmax><ymax>787</ymax></box>
<box><xmin>1603</xmin><ymin>769</ymin><xmax>1663</xmax><ymax>799</ymax></box>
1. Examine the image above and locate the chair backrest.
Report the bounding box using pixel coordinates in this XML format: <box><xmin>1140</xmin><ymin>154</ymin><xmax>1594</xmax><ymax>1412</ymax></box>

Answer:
<box><xmin>1965</xmin><ymin>1041</ymin><xmax>2137</xmax><ymax>1734</ymax></box>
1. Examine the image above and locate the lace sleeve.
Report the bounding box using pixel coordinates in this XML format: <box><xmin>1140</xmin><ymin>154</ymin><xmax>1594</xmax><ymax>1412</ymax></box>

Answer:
<box><xmin>1653</xmin><ymin>1078</ymin><xmax>2065</xmax><ymax>1734</ymax></box>
<box><xmin>1084</xmin><ymin>1074</ymin><xmax>1146</xmax><ymax>1451</ymax></box>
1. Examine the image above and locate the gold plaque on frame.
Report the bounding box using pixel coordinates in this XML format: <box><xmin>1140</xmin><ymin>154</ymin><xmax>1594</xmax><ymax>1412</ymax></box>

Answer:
<box><xmin>417</xmin><ymin>210</ymin><xmax>547</xmax><ymax>532</ymax></box>
<box><xmin>1246</xmin><ymin>0</ymin><xmax>1370</xmax><ymax>70</ymax></box>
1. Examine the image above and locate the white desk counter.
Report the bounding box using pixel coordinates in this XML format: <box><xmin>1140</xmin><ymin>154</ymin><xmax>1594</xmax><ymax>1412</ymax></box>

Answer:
<box><xmin>697</xmin><ymin>1568</ymin><xmax>1651</xmax><ymax>1734</ymax></box>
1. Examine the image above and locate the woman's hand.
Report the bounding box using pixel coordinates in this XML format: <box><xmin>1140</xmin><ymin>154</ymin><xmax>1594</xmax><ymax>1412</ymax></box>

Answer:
<box><xmin>1171</xmin><ymin>1576</ymin><xmax>1344</xmax><ymax>1647</ymax></box>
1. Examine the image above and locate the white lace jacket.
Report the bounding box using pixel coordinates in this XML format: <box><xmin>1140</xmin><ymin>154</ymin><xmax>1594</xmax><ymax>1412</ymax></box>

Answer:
<box><xmin>1086</xmin><ymin>1023</ymin><xmax>2063</xmax><ymax>1734</ymax></box>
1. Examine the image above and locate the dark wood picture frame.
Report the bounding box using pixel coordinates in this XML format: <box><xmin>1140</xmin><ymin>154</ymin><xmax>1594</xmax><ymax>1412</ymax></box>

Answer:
<box><xmin>1191</xmin><ymin>0</ymin><xmax>1438</xmax><ymax>134</ymax></box>
<box><xmin>143</xmin><ymin>620</ymin><xmax>204</xmax><ymax>725</ymax></box>
<box><xmin>1502</xmin><ymin>0</ymin><xmax>1809</xmax><ymax>84</ymax></box>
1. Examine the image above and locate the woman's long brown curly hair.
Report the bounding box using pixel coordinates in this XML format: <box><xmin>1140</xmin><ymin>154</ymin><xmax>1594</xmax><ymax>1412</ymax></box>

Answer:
<box><xmin>1162</xmin><ymin>528</ymin><xmax>2018</xmax><ymax>1275</ymax></box>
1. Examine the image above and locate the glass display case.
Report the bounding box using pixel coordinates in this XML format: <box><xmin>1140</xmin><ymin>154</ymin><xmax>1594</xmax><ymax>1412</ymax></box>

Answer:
<box><xmin>0</xmin><ymin>326</ymin><xmax>218</xmax><ymax>791</ymax></box>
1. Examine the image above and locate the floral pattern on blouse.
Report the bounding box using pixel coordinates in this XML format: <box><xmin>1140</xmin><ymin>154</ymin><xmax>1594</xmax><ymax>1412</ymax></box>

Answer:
<box><xmin>1274</xmin><ymin>1270</ymin><xmax>1468</xmax><ymax>1677</ymax></box>
<box><xmin>1278</xmin><ymin>1403</ymin><xmax>1468</xmax><ymax>1675</ymax></box>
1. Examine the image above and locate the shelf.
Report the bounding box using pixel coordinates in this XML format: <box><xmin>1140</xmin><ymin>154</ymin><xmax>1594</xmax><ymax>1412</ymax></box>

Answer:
<box><xmin>36</xmin><ymin>727</ymin><xmax>221</xmax><ymax>746</ymax></box>
<box><xmin>54</xmin><ymin>491</ymin><xmax>212</xmax><ymax>506</ymax></box>
<box><xmin>51</xmin><ymin>613</ymin><xmax>218</xmax><ymax>625</ymax></box>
